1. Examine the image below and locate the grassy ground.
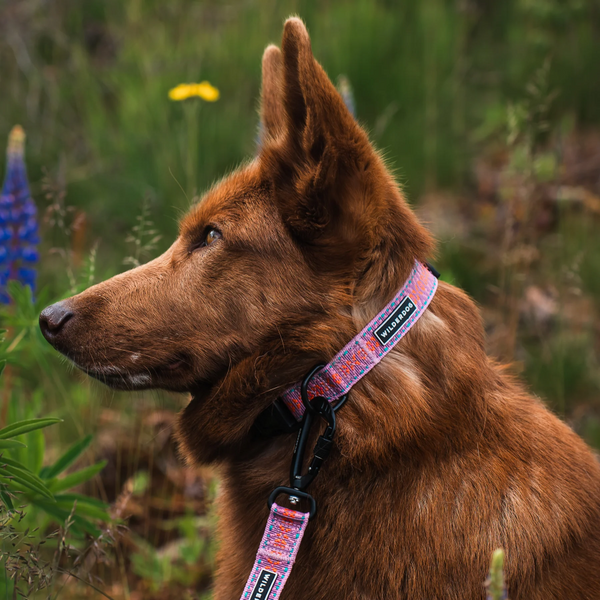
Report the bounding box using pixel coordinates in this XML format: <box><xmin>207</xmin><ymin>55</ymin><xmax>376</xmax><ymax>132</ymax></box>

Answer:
<box><xmin>1</xmin><ymin>0</ymin><xmax>600</xmax><ymax>597</ymax></box>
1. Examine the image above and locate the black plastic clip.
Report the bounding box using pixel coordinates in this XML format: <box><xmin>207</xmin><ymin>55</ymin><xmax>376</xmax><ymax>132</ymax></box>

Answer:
<box><xmin>266</xmin><ymin>365</ymin><xmax>349</xmax><ymax>519</ymax></box>
<box><xmin>289</xmin><ymin>365</ymin><xmax>346</xmax><ymax>492</ymax></box>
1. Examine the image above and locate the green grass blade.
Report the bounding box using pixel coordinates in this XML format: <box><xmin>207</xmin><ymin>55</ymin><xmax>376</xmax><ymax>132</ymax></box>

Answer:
<box><xmin>27</xmin><ymin>427</ymin><xmax>45</xmax><ymax>477</ymax></box>
<box><xmin>0</xmin><ymin>418</ymin><xmax>62</xmax><ymax>440</ymax></box>
<box><xmin>47</xmin><ymin>461</ymin><xmax>107</xmax><ymax>494</ymax></box>
<box><xmin>42</xmin><ymin>434</ymin><xmax>93</xmax><ymax>479</ymax></box>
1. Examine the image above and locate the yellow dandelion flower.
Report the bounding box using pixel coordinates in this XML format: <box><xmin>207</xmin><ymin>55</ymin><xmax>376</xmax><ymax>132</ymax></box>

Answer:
<box><xmin>168</xmin><ymin>81</ymin><xmax>220</xmax><ymax>102</ymax></box>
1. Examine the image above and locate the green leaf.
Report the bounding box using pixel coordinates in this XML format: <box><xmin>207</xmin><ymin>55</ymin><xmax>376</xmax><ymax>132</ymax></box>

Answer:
<box><xmin>7</xmin><ymin>281</ymin><xmax>33</xmax><ymax>311</ymax></box>
<box><xmin>0</xmin><ymin>455</ymin><xmax>38</xmax><ymax>472</ymax></box>
<box><xmin>54</xmin><ymin>496</ymin><xmax>111</xmax><ymax>522</ymax></box>
<box><xmin>33</xmin><ymin>287</ymin><xmax>53</xmax><ymax>312</ymax></box>
<box><xmin>130</xmin><ymin>470</ymin><xmax>150</xmax><ymax>495</ymax></box>
<box><xmin>47</xmin><ymin>460</ymin><xmax>107</xmax><ymax>494</ymax></box>
<box><xmin>0</xmin><ymin>485</ymin><xmax>14</xmax><ymax>510</ymax></box>
<box><xmin>0</xmin><ymin>418</ymin><xmax>62</xmax><ymax>440</ymax></box>
<box><xmin>26</xmin><ymin>428</ymin><xmax>45</xmax><ymax>476</ymax></box>
<box><xmin>0</xmin><ymin>458</ymin><xmax>54</xmax><ymax>499</ymax></box>
<box><xmin>0</xmin><ymin>440</ymin><xmax>26</xmax><ymax>449</ymax></box>
<box><xmin>0</xmin><ymin>360</ymin><xmax>5</xmax><ymax>378</ymax></box>
<box><xmin>41</xmin><ymin>434</ymin><xmax>93</xmax><ymax>480</ymax></box>
<box><xmin>487</xmin><ymin>548</ymin><xmax>507</xmax><ymax>600</ymax></box>
<box><xmin>32</xmin><ymin>499</ymin><xmax>102</xmax><ymax>537</ymax></box>
<box><xmin>53</xmin><ymin>492</ymin><xmax>109</xmax><ymax>510</ymax></box>
<box><xmin>0</xmin><ymin>472</ymin><xmax>50</xmax><ymax>500</ymax></box>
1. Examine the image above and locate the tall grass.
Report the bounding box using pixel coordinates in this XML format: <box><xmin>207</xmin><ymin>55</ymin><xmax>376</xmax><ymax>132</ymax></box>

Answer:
<box><xmin>2</xmin><ymin>0</ymin><xmax>599</xmax><ymax>274</ymax></box>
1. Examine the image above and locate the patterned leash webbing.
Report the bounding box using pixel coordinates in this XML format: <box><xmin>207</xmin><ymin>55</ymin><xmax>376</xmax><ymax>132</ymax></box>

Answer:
<box><xmin>281</xmin><ymin>260</ymin><xmax>438</xmax><ymax>420</ymax></box>
<box><xmin>240</xmin><ymin>503</ymin><xmax>310</xmax><ymax>600</ymax></box>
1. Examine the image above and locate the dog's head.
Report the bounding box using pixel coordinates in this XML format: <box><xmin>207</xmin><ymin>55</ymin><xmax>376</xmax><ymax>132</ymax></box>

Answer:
<box><xmin>40</xmin><ymin>19</ymin><xmax>433</xmax><ymax>448</ymax></box>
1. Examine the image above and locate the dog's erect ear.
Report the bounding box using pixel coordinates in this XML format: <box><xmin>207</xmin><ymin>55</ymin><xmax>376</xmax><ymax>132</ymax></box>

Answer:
<box><xmin>260</xmin><ymin>44</ymin><xmax>285</xmax><ymax>142</ymax></box>
<box><xmin>279</xmin><ymin>18</ymin><xmax>359</xmax><ymax>156</ymax></box>
<box><xmin>260</xmin><ymin>18</ymin><xmax>371</xmax><ymax>241</ymax></box>
<box><xmin>260</xmin><ymin>18</ymin><xmax>434</xmax><ymax>277</ymax></box>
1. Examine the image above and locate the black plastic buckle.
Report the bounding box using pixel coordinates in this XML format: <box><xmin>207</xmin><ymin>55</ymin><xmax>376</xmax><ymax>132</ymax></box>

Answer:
<box><xmin>268</xmin><ymin>486</ymin><xmax>317</xmax><ymax>518</ymax></box>
<box><xmin>426</xmin><ymin>262</ymin><xmax>441</xmax><ymax>279</ymax></box>
<box><xmin>252</xmin><ymin>397</ymin><xmax>301</xmax><ymax>437</ymax></box>
<box><xmin>253</xmin><ymin>365</ymin><xmax>348</xmax><ymax>439</ymax></box>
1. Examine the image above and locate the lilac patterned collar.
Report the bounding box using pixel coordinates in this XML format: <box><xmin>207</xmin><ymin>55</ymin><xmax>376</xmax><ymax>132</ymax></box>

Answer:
<box><xmin>281</xmin><ymin>260</ymin><xmax>439</xmax><ymax>420</ymax></box>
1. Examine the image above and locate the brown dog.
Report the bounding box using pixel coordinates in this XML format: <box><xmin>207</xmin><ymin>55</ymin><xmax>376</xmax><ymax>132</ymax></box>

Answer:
<box><xmin>40</xmin><ymin>18</ymin><xmax>600</xmax><ymax>599</ymax></box>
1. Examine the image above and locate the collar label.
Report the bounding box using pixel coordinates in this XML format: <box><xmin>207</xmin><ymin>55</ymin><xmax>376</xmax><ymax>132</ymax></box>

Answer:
<box><xmin>374</xmin><ymin>295</ymin><xmax>416</xmax><ymax>345</ymax></box>
<box><xmin>249</xmin><ymin>569</ymin><xmax>278</xmax><ymax>600</ymax></box>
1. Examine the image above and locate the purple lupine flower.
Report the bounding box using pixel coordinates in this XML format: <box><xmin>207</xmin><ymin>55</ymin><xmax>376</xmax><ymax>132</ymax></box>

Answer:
<box><xmin>0</xmin><ymin>125</ymin><xmax>39</xmax><ymax>303</ymax></box>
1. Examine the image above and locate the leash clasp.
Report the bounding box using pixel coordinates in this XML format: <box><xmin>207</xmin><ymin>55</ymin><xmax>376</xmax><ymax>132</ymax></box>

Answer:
<box><xmin>290</xmin><ymin>365</ymin><xmax>345</xmax><ymax>493</ymax></box>
<box><xmin>289</xmin><ymin>404</ymin><xmax>333</xmax><ymax>493</ymax></box>
<box><xmin>267</xmin><ymin>365</ymin><xmax>348</xmax><ymax>517</ymax></box>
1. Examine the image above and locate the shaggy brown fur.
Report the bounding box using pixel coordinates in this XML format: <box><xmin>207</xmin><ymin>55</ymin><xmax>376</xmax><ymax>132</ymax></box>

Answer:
<box><xmin>40</xmin><ymin>18</ymin><xmax>600</xmax><ymax>599</ymax></box>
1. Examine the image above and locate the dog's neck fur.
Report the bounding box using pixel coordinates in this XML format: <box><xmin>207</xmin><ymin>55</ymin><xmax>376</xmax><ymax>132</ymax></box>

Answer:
<box><xmin>177</xmin><ymin>275</ymin><xmax>486</xmax><ymax>466</ymax></box>
<box><xmin>178</xmin><ymin>275</ymin><xmax>600</xmax><ymax>599</ymax></box>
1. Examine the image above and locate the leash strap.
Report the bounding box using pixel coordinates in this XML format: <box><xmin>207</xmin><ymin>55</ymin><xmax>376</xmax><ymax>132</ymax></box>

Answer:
<box><xmin>240</xmin><ymin>503</ymin><xmax>310</xmax><ymax>600</ymax></box>
<box><xmin>281</xmin><ymin>260</ymin><xmax>438</xmax><ymax>420</ymax></box>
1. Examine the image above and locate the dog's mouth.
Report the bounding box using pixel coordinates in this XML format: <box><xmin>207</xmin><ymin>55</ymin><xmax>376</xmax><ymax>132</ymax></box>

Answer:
<box><xmin>74</xmin><ymin>352</ymin><xmax>195</xmax><ymax>391</ymax></box>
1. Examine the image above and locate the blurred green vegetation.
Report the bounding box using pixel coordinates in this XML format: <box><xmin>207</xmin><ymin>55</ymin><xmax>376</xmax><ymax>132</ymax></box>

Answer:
<box><xmin>1</xmin><ymin>0</ymin><xmax>600</xmax><ymax>597</ymax></box>
<box><xmin>2</xmin><ymin>0</ymin><xmax>600</xmax><ymax>270</ymax></box>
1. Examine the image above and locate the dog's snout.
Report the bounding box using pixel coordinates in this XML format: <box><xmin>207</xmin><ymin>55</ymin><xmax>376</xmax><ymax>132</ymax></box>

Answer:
<box><xmin>39</xmin><ymin>301</ymin><xmax>74</xmax><ymax>341</ymax></box>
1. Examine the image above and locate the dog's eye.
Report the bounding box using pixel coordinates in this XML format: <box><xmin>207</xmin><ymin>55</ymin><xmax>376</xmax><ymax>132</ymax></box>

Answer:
<box><xmin>204</xmin><ymin>229</ymin><xmax>221</xmax><ymax>246</ymax></box>
<box><xmin>190</xmin><ymin>228</ymin><xmax>222</xmax><ymax>253</ymax></box>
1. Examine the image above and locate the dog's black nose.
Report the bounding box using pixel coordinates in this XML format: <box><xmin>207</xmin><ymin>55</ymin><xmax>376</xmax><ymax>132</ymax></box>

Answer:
<box><xmin>39</xmin><ymin>301</ymin><xmax>74</xmax><ymax>340</ymax></box>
